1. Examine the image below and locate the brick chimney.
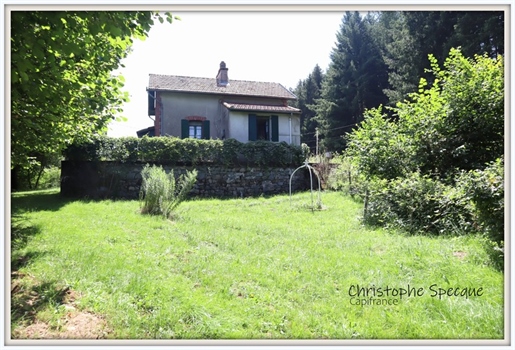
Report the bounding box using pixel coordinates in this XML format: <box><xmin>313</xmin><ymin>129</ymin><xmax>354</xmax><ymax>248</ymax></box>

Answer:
<box><xmin>216</xmin><ymin>61</ymin><xmax>229</xmax><ymax>87</ymax></box>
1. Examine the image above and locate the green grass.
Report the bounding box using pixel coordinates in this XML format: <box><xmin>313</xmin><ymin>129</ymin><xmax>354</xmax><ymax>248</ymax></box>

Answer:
<box><xmin>11</xmin><ymin>188</ymin><xmax>504</xmax><ymax>339</ymax></box>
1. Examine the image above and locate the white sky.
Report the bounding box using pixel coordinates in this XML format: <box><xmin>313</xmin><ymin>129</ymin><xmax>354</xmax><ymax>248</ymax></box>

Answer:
<box><xmin>107</xmin><ymin>11</ymin><xmax>345</xmax><ymax>137</ymax></box>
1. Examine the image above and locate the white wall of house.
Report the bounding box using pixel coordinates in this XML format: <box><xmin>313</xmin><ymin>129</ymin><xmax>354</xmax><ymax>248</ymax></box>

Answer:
<box><xmin>228</xmin><ymin>111</ymin><xmax>301</xmax><ymax>145</ymax></box>
<box><xmin>227</xmin><ymin>111</ymin><xmax>249</xmax><ymax>142</ymax></box>
<box><xmin>278</xmin><ymin>114</ymin><xmax>301</xmax><ymax>145</ymax></box>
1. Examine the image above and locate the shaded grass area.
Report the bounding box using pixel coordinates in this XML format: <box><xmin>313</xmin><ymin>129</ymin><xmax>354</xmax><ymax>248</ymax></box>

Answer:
<box><xmin>10</xmin><ymin>189</ymin><xmax>504</xmax><ymax>339</ymax></box>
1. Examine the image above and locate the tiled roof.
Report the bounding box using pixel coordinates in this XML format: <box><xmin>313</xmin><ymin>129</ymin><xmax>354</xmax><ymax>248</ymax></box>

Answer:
<box><xmin>223</xmin><ymin>102</ymin><xmax>301</xmax><ymax>114</ymax></box>
<box><xmin>148</xmin><ymin>74</ymin><xmax>297</xmax><ymax>100</ymax></box>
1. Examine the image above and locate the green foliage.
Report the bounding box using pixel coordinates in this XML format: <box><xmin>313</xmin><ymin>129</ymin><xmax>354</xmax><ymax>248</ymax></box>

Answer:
<box><xmin>325</xmin><ymin>155</ymin><xmax>365</xmax><ymax>198</ymax></box>
<box><xmin>12</xmin><ymin>152</ymin><xmax>62</xmax><ymax>191</ymax></box>
<box><xmin>313</xmin><ymin>11</ymin><xmax>389</xmax><ymax>152</ymax></box>
<box><xmin>343</xmin><ymin>48</ymin><xmax>504</xmax><ymax>247</ymax></box>
<box><xmin>363</xmin><ymin>172</ymin><xmax>473</xmax><ymax>236</ymax></box>
<box><xmin>344</xmin><ymin>106</ymin><xmax>417</xmax><ymax>180</ymax></box>
<box><xmin>139</xmin><ymin>164</ymin><xmax>197</xmax><ymax>219</ymax></box>
<box><xmin>10</xmin><ymin>11</ymin><xmax>178</xmax><ymax>172</ymax></box>
<box><xmin>377</xmin><ymin>11</ymin><xmax>504</xmax><ymax>105</ymax></box>
<box><xmin>64</xmin><ymin>136</ymin><xmax>304</xmax><ymax>167</ymax></box>
<box><xmin>292</xmin><ymin>65</ymin><xmax>324</xmax><ymax>151</ymax></box>
<box><xmin>456</xmin><ymin>157</ymin><xmax>504</xmax><ymax>243</ymax></box>
<box><xmin>37</xmin><ymin>167</ymin><xmax>62</xmax><ymax>190</ymax></box>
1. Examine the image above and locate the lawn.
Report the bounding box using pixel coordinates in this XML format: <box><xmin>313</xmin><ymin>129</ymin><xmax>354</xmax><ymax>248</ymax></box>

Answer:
<box><xmin>10</xmin><ymin>188</ymin><xmax>504</xmax><ymax>339</ymax></box>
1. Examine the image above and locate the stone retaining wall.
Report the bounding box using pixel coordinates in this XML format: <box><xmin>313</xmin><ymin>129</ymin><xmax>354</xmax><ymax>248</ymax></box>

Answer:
<box><xmin>60</xmin><ymin>161</ymin><xmax>310</xmax><ymax>199</ymax></box>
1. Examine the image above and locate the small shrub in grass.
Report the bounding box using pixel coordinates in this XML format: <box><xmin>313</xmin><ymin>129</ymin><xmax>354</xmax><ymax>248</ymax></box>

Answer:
<box><xmin>139</xmin><ymin>164</ymin><xmax>197</xmax><ymax>219</ymax></box>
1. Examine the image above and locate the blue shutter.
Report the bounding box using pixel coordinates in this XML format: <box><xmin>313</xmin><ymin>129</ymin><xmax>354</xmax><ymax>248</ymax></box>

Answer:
<box><xmin>202</xmin><ymin>120</ymin><xmax>210</xmax><ymax>139</ymax></box>
<box><xmin>181</xmin><ymin>119</ymin><xmax>189</xmax><ymax>139</ymax></box>
<box><xmin>248</xmin><ymin>114</ymin><xmax>257</xmax><ymax>141</ymax></box>
<box><xmin>271</xmin><ymin>115</ymin><xmax>279</xmax><ymax>142</ymax></box>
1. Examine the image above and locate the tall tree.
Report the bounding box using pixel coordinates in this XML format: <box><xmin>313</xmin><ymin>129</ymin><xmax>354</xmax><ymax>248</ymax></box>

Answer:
<box><xmin>292</xmin><ymin>64</ymin><xmax>324</xmax><ymax>151</ymax></box>
<box><xmin>314</xmin><ymin>11</ymin><xmax>388</xmax><ymax>152</ymax></box>
<box><xmin>378</xmin><ymin>11</ymin><xmax>504</xmax><ymax>106</ymax></box>
<box><xmin>10</xmin><ymin>11</ymin><xmax>176</xmax><ymax>188</ymax></box>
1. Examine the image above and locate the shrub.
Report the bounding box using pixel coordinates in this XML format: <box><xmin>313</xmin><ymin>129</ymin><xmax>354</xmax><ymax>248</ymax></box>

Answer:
<box><xmin>38</xmin><ymin>166</ymin><xmax>61</xmax><ymax>189</ymax></box>
<box><xmin>139</xmin><ymin>164</ymin><xmax>198</xmax><ymax>219</ymax></box>
<box><xmin>456</xmin><ymin>157</ymin><xmax>504</xmax><ymax>243</ymax></box>
<box><xmin>364</xmin><ymin>172</ymin><xmax>474</xmax><ymax>236</ymax></box>
<box><xmin>343</xmin><ymin>48</ymin><xmax>504</xmax><ymax>241</ymax></box>
<box><xmin>326</xmin><ymin>155</ymin><xmax>366</xmax><ymax>198</ymax></box>
<box><xmin>64</xmin><ymin>135</ymin><xmax>304</xmax><ymax>167</ymax></box>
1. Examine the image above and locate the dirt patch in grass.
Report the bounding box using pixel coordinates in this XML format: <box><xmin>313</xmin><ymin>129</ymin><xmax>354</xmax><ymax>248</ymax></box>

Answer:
<box><xmin>452</xmin><ymin>251</ymin><xmax>467</xmax><ymax>260</ymax></box>
<box><xmin>15</xmin><ymin>311</ymin><xmax>109</xmax><ymax>339</ymax></box>
<box><xmin>11</xmin><ymin>272</ymin><xmax>110</xmax><ymax>339</ymax></box>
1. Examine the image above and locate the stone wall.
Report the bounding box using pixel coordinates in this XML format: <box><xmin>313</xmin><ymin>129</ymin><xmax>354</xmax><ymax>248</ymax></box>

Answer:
<box><xmin>60</xmin><ymin>161</ymin><xmax>310</xmax><ymax>199</ymax></box>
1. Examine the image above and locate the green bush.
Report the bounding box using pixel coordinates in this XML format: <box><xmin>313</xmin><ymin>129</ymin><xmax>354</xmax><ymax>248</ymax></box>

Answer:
<box><xmin>139</xmin><ymin>164</ymin><xmax>198</xmax><ymax>219</ymax></box>
<box><xmin>326</xmin><ymin>155</ymin><xmax>366</xmax><ymax>198</ymax></box>
<box><xmin>64</xmin><ymin>135</ymin><xmax>304</xmax><ymax>167</ymax></box>
<box><xmin>456</xmin><ymin>157</ymin><xmax>504</xmax><ymax>243</ymax></box>
<box><xmin>364</xmin><ymin>172</ymin><xmax>474</xmax><ymax>236</ymax></box>
<box><xmin>38</xmin><ymin>166</ymin><xmax>61</xmax><ymax>189</ymax></box>
<box><xmin>343</xmin><ymin>48</ymin><xmax>504</xmax><ymax>241</ymax></box>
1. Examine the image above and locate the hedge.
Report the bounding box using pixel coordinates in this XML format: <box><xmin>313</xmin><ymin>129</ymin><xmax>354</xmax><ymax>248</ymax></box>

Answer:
<box><xmin>63</xmin><ymin>136</ymin><xmax>305</xmax><ymax>168</ymax></box>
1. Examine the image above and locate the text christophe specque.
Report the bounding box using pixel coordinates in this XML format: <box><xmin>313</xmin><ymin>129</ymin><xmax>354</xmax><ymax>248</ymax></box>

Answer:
<box><xmin>348</xmin><ymin>284</ymin><xmax>484</xmax><ymax>306</ymax></box>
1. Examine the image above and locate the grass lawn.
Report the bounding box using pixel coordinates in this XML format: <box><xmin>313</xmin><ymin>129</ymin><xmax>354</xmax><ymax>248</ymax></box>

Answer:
<box><xmin>10</xmin><ymin>188</ymin><xmax>504</xmax><ymax>339</ymax></box>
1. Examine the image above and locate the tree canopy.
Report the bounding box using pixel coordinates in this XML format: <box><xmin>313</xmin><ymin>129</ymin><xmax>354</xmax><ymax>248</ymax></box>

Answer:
<box><xmin>10</xmin><ymin>11</ymin><xmax>176</xmax><ymax>173</ymax></box>
<box><xmin>295</xmin><ymin>10</ymin><xmax>504</xmax><ymax>153</ymax></box>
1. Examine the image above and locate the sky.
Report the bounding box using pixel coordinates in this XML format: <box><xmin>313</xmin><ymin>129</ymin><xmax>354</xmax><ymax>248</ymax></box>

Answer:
<box><xmin>107</xmin><ymin>11</ymin><xmax>345</xmax><ymax>137</ymax></box>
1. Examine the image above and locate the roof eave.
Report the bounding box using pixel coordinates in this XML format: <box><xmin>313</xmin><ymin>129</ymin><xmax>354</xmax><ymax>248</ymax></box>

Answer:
<box><xmin>146</xmin><ymin>88</ymin><xmax>297</xmax><ymax>100</ymax></box>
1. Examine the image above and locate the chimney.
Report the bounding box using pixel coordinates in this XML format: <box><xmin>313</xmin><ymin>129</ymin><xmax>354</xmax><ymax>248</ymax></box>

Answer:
<box><xmin>216</xmin><ymin>61</ymin><xmax>229</xmax><ymax>87</ymax></box>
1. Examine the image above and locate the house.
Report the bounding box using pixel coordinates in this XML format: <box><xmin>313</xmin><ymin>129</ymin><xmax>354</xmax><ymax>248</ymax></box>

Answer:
<box><xmin>146</xmin><ymin>62</ymin><xmax>301</xmax><ymax>145</ymax></box>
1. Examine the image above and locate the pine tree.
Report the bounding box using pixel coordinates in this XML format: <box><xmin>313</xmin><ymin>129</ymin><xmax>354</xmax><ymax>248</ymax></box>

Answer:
<box><xmin>292</xmin><ymin>65</ymin><xmax>324</xmax><ymax>152</ymax></box>
<box><xmin>378</xmin><ymin>11</ymin><xmax>504</xmax><ymax>106</ymax></box>
<box><xmin>313</xmin><ymin>11</ymin><xmax>388</xmax><ymax>152</ymax></box>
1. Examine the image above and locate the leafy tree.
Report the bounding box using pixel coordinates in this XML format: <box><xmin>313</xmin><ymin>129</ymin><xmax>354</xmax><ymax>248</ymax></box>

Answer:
<box><xmin>313</xmin><ymin>11</ymin><xmax>388</xmax><ymax>152</ymax></box>
<box><xmin>10</xmin><ymin>11</ymin><xmax>177</xmax><ymax>189</ymax></box>
<box><xmin>345</xmin><ymin>48</ymin><xmax>504</xmax><ymax>238</ymax></box>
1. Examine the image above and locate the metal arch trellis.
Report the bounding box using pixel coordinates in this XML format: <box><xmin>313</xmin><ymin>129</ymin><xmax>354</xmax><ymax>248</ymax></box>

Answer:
<box><xmin>289</xmin><ymin>160</ymin><xmax>322</xmax><ymax>211</ymax></box>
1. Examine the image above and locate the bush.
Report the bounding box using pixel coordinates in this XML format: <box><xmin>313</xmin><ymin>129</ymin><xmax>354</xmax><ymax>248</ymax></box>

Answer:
<box><xmin>326</xmin><ymin>155</ymin><xmax>366</xmax><ymax>198</ymax></box>
<box><xmin>64</xmin><ymin>135</ymin><xmax>304</xmax><ymax>167</ymax></box>
<box><xmin>38</xmin><ymin>166</ymin><xmax>61</xmax><ymax>189</ymax></box>
<box><xmin>364</xmin><ymin>172</ymin><xmax>474</xmax><ymax>236</ymax></box>
<box><xmin>342</xmin><ymin>48</ymin><xmax>504</xmax><ymax>241</ymax></box>
<box><xmin>456</xmin><ymin>157</ymin><xmax>504</xmax><ymax>243</ymax></box>
<box><xmin>139</xmin><ymin>165</ymin><xmax>198</xmax><ymax>219</ymax></box>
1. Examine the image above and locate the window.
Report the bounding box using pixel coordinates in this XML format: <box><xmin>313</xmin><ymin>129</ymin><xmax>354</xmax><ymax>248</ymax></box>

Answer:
<box><xmin>257</xmin><ymin>117</ymin><xmax>270</xmax><ymax>140</ymax></box>
<box><xmin>189</xmin><ymin>122</ymin><xmax>202</xmax><ymax>139</ymax></box>
<box><xmin>181</xmin><ymin>119</ymin><xmax>210</xmax><ymax>139</ymax></box>
<box><xmin>248</xmin><ymin>114</ymin><xmax>279</xmax><ymax>142</ymax></box>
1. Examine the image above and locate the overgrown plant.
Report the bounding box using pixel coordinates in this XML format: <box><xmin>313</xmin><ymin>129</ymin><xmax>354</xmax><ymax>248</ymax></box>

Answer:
<box><xmin>343</xmin><ymin>48</ymin><xmax>504</xmax><ymax>245</ymax></box>
<box><xmin>139</xmin><ymin>165</ymin><xmax>197</xmax><ymax>219</ymax></box>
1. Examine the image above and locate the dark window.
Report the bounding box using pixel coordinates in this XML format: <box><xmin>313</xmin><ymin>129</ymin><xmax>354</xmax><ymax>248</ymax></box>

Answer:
<box><xmin>248</xmin><ymin>114</ymin><xmax>279</xmax><ymax>142</ymax></box>
<box><xmin>257</xmin><ymin>116</ymin><xmax>270</xmax><ymax>141</ymax></box>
